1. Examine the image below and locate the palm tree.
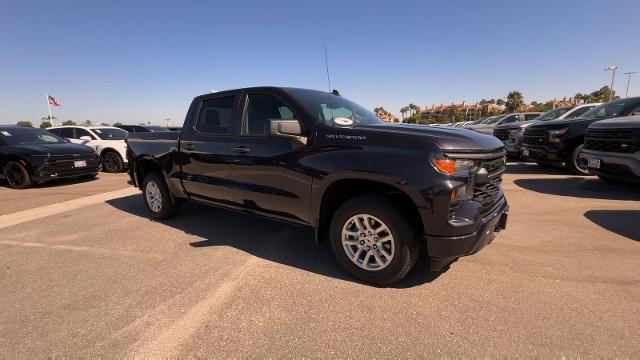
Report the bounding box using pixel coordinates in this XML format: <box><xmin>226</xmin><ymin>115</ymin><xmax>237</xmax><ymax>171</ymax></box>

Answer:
<box><xmin>505</xmin><ymin>91</ymin><xmax>524</xmax><ymax>112</ymax></box>
<box><xmin>496</xmin><ymin>99</ymin><xmax>505</xmax><ymax>107</ymax></box>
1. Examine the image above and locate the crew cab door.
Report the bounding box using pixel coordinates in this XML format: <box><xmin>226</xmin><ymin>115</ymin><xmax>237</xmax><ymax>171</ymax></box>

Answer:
<box><xmin>179</xmin><ymin>93</ymin><xmax>240</xmax><ymax>206</ymax></box>
<box><xmin>228</xmin><ymin>91</ymin><xmax>313</xmax><ymax>224</ymax></box>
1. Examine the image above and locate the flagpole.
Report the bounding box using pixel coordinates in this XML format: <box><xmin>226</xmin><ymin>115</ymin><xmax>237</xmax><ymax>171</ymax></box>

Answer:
<box><xmin>46</xmin><ymin>94</ymin><xmax>54</xmax><ymax>127</ymax></box>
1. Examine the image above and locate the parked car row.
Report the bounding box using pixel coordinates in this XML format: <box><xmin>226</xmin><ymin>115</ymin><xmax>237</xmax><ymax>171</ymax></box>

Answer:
<box><xmin>0</xmin><ymin>124</ymin><xmax>181</xmax><ymax>188</ymax></box>
<box><xmin>485</xmin><ymin>97</ymin><xmax>640</xmax><ymax>182</ymax></box>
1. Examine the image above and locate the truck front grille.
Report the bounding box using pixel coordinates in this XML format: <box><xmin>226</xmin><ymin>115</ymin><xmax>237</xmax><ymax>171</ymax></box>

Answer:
<box><xmin>523</xmin><ymin>128</ymin><xmax>548</xmax><ymax>146</ymax></box>
<box><xmin>584</xmin><ymin>129</ymin><xmax>638</xmax><ymax>153</ymax></box>
<box><xmin>493</xmin><ymin>128</ymin><xmax>509</xmax><ymax>141</ymax></box>
<box><xmin>473</xmin><ymin>177</ymin><xmax>503</xmax><ymax>211</ymax></box>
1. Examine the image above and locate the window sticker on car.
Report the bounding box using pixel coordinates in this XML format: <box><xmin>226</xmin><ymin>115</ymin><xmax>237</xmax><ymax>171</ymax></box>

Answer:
<box><xmin>39</xmin><ymin>135</ymin><xmax>58</xmax><ymax>142</ymax></box>
<box><xmin>1</xmin><ymin>131</ymin><xmax>11</xmax><ymax>136</ymax></box>
<box><xmin>334</xmin><ymin>117</ymin><xmax>354</xmax><ymax>126</ymax></box>
<box><xmin>94</xmin><ymin>129</ymin><xmax>102</xmax><ymax>133</ymax></box>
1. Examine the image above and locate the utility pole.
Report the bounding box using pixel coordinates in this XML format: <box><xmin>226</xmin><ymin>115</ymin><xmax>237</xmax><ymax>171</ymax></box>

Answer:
<box><xmin>604</xmin><ymin>65</ymin><xmax>619</xmax><ymax>101</ymax></box>
<box><xmin>624</xmin><ymin>72</ymin><xmax>638</xmax><ymax>97</ymax></box>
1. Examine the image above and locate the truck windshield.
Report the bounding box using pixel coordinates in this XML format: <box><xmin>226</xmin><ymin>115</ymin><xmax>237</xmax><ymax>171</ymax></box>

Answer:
<box><xmin>287</xmin><ymin>89</ymin><xmax>386</xmax><ymax>127</ymax></box>
<box><xmin>0</xmin><ymin>127</ymin><xmax>66</xmax><ymax>145</ymax></box>
<box><xmin>92</xmin><ymin>128</ymin><xmax>128</xmax><ymax>140</ymax></box>
<box><xmin>581</xmin><ymin>99</ymin><xmax>640</xmax><ymax>119</ymax></box>
<box><xmin>534</xmin><ymin>107</ymin><xmax>572</xmax><ymax>121</ymax></box>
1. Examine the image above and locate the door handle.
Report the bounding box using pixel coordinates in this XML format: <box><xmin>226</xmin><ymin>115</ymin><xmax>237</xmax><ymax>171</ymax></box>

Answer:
<box><xmin>233</xmin><ymin>146</ymin><xmax>251</xmax><ymax>154</ymax></box>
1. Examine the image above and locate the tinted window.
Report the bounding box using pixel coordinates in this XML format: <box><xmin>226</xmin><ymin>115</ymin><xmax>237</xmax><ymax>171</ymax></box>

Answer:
<box><xmin>243</xmin><ymin>94</ymin><xmax>295</xmax><ymax>135</ymax></box>
<box><xmin>534</xmin><ymin>107</ymin><xmax>571</xmax><ymax>121</ymax></box>
<box><xmin>502</xmin><ymin>115</ymin><xmax>518</xmax><ymax>124</ymax></box>
<box><xmin>0</xmin><ymin>127</ymin><xmax>66</xmax><ymax>145</ymax></box>
<box><xmin>47</xmin><ymin>128</ymin><xmax>61</xmax><ymax>136</ymax></box>
<box><xmin>524</xmin><ymin>113</ymin><xmax>540</xmax><ymax>120</ymax></box>
<box><xmin>196</xmin><ymin>96</ymin><xmax>237</xmax><ymax>135</ymax></box>
<box><xmin>145</xmin><ymin>126</ymin><xmax>170</xmax><ymax>132</ymax></box>
<box><xmin>92</xmin><ymin>128</ymin><xmax>128</xmax><ymax>140</ymax></box>
<box><xmin>582</xmin><ymin>99</ymin><xmax>640</xmax><ymax>119</ymax></box>
<box><xmin>75</xmin><ymin>128</ymin><xmax>95</xmax><ymax>139</ymax></box>
<box><xmin>59</xmin><ymin>128</ymin><xmax>74</xmax><ymax>138</ymax></box>
<box><xmin>564</xmin><ymin>106</ymin><xmax>594</xmax><ymax>119</ymax></box>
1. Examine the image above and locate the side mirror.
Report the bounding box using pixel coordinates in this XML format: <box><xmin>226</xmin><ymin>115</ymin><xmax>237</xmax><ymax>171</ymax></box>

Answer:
<box><xmin>267</xmin><ymin>119</ymin><xmax>306</xmax><ymax>144</ymax></box>
<box><xmin>79</xmin><ymin>136</ymin><xmax>92</xmax><ymax>141</ymax></box>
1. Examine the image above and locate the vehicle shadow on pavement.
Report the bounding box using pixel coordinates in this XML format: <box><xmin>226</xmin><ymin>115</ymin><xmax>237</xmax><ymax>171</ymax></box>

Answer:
<box><xmin>505</xmin><ymin>162</ymin><xmax>570</xmax><ymax>175</ymax></box>
<box><xmin>0</xmin><ymin>176</ymin><xmax>98</xmax><ymax>189</ymax></box>
<box><xmin>106</xmin><ymin>195</ymin><xmax>446</xmax><ymax>288</ymax></box>
<box><xmin>513</xmin><ymin>177</ymin><xmax>640</xmax><ymax>201</ymax></box>
<box><xmin>584</xmin><ymin>210</ymin><xmax>640</xmax><ymax>242</ymax></box>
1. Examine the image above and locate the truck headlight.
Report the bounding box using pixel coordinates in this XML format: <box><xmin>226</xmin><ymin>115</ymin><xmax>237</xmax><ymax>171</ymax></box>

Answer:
<box><xmin>548</xmin><ymin>128</ymin><xmax>568</xmax><ymax>142</ymax></box>
<box><xmin>431</xmin><ymin>156</ymin><xmax>476</xmax><ymax>176</ymax></box>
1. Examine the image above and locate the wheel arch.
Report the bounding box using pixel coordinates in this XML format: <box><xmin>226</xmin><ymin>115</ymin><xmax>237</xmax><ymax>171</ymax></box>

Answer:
<box><xmin>314</xmin><ymin>177</ymin><xmax>425</xmax><ymax>243</ymax></box>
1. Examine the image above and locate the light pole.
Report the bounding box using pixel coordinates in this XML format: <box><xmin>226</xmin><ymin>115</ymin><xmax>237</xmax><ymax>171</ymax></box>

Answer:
<box><xmin>604</xmin><ymin>65</ymin><xmax>619</xmax><ymax>101</ymax></box>
<box><xmin>624</xmin><ymin>71</ymin><xmax>638</xmax><ymax>97</ymax></box>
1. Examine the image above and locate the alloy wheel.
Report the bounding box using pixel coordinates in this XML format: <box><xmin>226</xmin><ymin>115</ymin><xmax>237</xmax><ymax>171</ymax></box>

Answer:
<box><xmin>341</xmin><ymin>214</ymin><xmax>395</xmax><ymax>271</ymax></box>
<box><xmin>145</xmin><ymin>181</ymin><xmax>162</xmax><ymax>213</ymax></box>
<box><xmin>6</xmin><ymin>163</ymin><xmax>25</xmax><ymax>187</ymax></box>
<box><xmin>103</xmin><ymin>152</ymin><xmax>121</xmax><ymax>172</ymax></box>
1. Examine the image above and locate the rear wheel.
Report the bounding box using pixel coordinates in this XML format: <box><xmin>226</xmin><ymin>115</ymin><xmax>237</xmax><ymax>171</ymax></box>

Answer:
<box><xmin>329</xmin><ymin>195</ymin><xmax>420</xmax><ymax>286</ymax></box>
<box><xmin>566</xmin><ymin>144</ymin><xmax>590</xmax><ymax>175</ymax></box>
<box><xmin>142</xmin><ymin>172</ymin><xmax>178</xmax><ymax>219</ymax></box>
<box><xmin>102</xmin><ymin>151</ymin><xmax>124</xmax><ymax>173</ymax></box>
<box><xmin>3</xmin><ymin>161</ymin><xmax>33</xmax><ymax>189</ymax></box>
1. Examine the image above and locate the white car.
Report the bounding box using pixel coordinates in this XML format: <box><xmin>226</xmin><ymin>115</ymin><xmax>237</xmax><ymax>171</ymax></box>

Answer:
<box><xmin>47</xmin><ymin>126</ymin><xmax>128</xmax><ymax>172</ymax></box>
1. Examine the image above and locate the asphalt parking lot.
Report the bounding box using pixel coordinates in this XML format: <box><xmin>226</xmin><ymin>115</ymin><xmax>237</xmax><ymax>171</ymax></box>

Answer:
<box><xmin>0</xmin><ymin>164</ymin><xmax>638</xmax><ymax>357</ymax></box>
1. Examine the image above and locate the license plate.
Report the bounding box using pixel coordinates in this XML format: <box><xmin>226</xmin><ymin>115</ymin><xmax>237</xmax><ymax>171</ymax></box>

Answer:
<box><xmin>587</xmin><ymin>158</ymin><xmax>601</xmax><ymax>169</ymax></box>
<box><xmin>74</xmin><ymin>160</ymin><xmax>87</xmax><ymax>168</ymax></box>
<box><xmin>522</xmin><ymin>148</ymin><xmax>529</xmax><ymax>157</ymax></box>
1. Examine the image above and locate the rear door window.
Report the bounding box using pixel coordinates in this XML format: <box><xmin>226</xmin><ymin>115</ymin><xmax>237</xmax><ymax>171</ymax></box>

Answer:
<box><xmin>195</xmin><ymin>96</ymin><xmax>238</xmax><ymax>135</ymax></box>
<box><xmin>59</xmin><ymin>128</ymin><xmax>74</xmax><ymax>138</ymax></box>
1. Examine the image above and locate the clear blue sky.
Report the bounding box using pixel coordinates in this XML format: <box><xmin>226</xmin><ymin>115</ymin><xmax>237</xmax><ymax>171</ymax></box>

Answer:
<box><xmin>1</xmin><ymin>0</ymin><xmax>639</xmax><ymax>125</ymax></box>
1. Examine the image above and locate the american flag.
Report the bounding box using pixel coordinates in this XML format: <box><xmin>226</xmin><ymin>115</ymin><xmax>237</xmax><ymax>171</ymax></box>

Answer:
<box><xmin>48</xmin><ymin>95</ymin><xmax>62</xmax><ymax>107</ymax></box>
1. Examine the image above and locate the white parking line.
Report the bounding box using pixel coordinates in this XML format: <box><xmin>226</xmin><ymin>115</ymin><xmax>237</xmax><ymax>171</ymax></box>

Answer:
<box><xmin>0</xmin><ymin>239</ymin><xmax>163</xmax><ymax>259</ymax></box>
<box><xmin>0</xmin><ymin>187</ymin><xmax>139</xmax><ymax>230</ymax></box>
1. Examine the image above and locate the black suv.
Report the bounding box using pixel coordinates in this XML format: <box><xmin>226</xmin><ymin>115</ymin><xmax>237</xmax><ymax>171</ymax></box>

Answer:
<box><xmin>125</xmin><ymin>87</ymin><xmax>509</xmax><ymax>285</ymax></box>
<box><xmin>522</xmin><ymin>97</ymin><xmax>640</xmax><ymax>174</ymax></box>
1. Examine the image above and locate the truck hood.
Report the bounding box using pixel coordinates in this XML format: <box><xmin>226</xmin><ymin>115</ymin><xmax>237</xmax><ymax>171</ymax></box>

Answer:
<box><xmin>9</xmin><ymin>143</ymin><xmax>95</xmax><ymax>155</ymax></box>
<box><xmin>589</xmin><ymin>115</ymin><xmax>640</xmax><ymax>129</ymax></box>
<box><xmin>527</xmin><ymin>116</ymin><xmax>598</xmax><ymax>130</ymax></box>
<box><xmin>495</xmin><ymin>120</ymin><xmax>537</xmax><ymax>131</ymax></box>
<box><xmin>359</xmin><ymin>123</ymin><xmax>504</xmax><ymax>152</ymax></box>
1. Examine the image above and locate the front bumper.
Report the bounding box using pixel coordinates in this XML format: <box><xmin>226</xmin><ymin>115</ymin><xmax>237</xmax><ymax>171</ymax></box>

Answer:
<box><xmin>32</xmin><ymin>156</ymin><xmax>101</xmax><ymax>181</ymax></box>
<box><xmin>503</xmin><ymin>139</ymin><xmax>522</xmax><ymax>157</ymax></box>
<box><xmin>425</xmin><ymin>196</ymin><xmax>509</xmax><ymax>264</ymax></box>
<box><xmin>522</xmin><ymin>143</ymin><xmax>566</xmax><ymax>165</ymax></box>
<box><xmin>579</xmin><ymin>149</ymin><xmax>640</xmax><ymax>182</ymax></box>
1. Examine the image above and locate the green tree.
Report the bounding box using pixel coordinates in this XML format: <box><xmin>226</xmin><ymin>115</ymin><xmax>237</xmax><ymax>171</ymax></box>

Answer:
<box><xmin>40</xmin><ymin>121</ymin><xmax>52</xmax><ymax>129</ymax></box>
<box><xmin>82</xmin><ymin>120</ymin><xmax>93</xmax><ymax>126</ymax></box>
<box><xmin>588</xmin><ymin>86</ymin><xmax>618</xmax><ymax>102</ymax></box>
<box><xmin>505</xmin><ymin>91</ymin><xmax>524</xmax><ymax>112</ymax></box>
<box><xmin>16</xmin><ymin>121</ymin><xmax>33</xmax><ymax>127</ymax></box>
<box><xmin>496</xmin><ymin>99</ymin><xmax>505</xmax><ymax>107</ymax></box>
<box><xmin>113</xmin><ymin>122</ymin><xmax>123</xmax><ymax>127</ymax></box>
<box><xmin>62</xmin><ymin>120</ymin><xmax>77</xmax><ymax>126</ymax></box>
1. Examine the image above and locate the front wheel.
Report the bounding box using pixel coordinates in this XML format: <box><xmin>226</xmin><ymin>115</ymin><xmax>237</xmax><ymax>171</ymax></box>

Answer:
<box><xmin>329</xmin><ymin>195</ymin><xmax>420</xmax><ymax>286</ymax></box>
<box><xmin>102</xmin><ymin>151</ymin><xmax>124</xmax><ymax>173</ymax></box>
<box><xmin>142</xmin><ymin>172</ymin><xmax>179</xmax><ymax>219</ymax></box>
<box><xmin>3</xmin><ymin>161</ymin><xmax>34</xmax><ymax>189</ymax></box>
<box><xmin>566</xmin><ymin>144</ymin><xmax>591</xmax><ymax>176</ymax></box>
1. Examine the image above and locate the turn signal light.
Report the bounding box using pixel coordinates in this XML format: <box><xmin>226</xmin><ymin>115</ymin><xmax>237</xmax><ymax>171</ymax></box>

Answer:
<box><xmin>432</xmin><ymin>159</ymin><xmax>456</xmax><ymax>175</ymax></box>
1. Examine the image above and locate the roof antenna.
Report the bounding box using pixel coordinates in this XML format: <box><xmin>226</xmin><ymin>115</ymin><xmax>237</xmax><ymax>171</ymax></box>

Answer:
<box><xmin>323</xmin><ymin>42</ymin><xmax>332</xmax><ymax>92</ymax></box>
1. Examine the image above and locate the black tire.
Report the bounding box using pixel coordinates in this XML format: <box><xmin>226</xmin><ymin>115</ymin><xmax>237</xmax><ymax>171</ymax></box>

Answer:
<box><xmin>3</xmin><ymin>161</ymin><xmax>33</xmax><ymax>189</ymax></box>
<box><xmin>329</xmin><ymin>195</ymin><xmax>420</xmax><ymax>286</ymax></box>
<box><xmin>566</xmin><ymin>144</ymin><xmax>591</xmax><ymax>176</ymax></box>
<box><xmin>142</xmin><ymin>172</ymin><xmax>179</xmax><ymax>220</ymax></box>
<box><xmin>102</xmin><ymin>151</ymin><xmax>124</xmax><ymax>173</ymax></box>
